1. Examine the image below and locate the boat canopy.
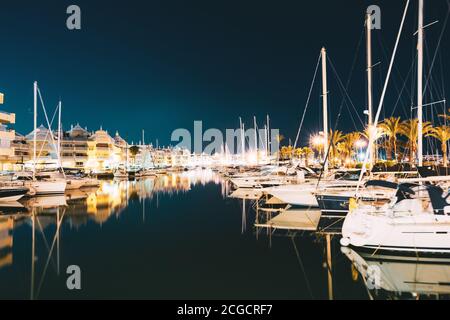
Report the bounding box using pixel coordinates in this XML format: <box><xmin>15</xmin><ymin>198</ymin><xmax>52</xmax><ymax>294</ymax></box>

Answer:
<box><xmin>364</xmin><ymin>180</ymin><xmax>398</xmax><ymax>189</ymax></box>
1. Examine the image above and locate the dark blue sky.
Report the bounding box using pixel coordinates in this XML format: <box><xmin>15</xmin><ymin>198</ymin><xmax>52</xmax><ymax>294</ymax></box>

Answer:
<box><xmin>0</xmin><ymin>0</ymin><xmax>448</xmax><ymax>146</ymax></box>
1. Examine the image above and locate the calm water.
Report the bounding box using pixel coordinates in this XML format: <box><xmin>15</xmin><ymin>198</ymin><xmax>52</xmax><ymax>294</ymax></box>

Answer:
<box><xmin>0</xmin><ymin>169</ymin><xmax>448</xmax><ymax>300</ymax></box>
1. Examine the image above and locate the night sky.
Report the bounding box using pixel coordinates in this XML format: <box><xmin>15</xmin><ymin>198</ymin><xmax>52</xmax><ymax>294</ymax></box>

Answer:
<box><xmin>0</xmin><ymin>0</ymin><xmax>448</xmax><ymax>147</ymax></box>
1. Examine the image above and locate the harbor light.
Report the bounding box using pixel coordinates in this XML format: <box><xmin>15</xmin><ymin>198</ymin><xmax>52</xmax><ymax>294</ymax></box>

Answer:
<box><xmin>355</xmin><ymin>139</ymin><xmax>367</xmax><ymax>148</ymax></box>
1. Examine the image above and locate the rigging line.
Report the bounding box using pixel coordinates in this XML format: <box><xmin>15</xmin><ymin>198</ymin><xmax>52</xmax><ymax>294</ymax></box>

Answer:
<box><xmin>377</xmin><ymin>32</ymin><xmax>413</xmax><ymax>101</ymax></box>
<box><xmin>356</xmin><ymin>0</ymin><xmax>410</xmax><ymax>195</ymax></box>
<box><xmin>290</xmin><ymin>236</ymin><xmax>314</xmax><ymax>299</ymax></box>
<box><xmin>327</xmin><ymin>56</ymin><xmax>365</xmax><ymax>128</ymax></box>
<box><xmin>390</xmin><ymin>53</ymin><xmax>417</xmax><ymax>117</ymax></box>
<box><xmin>315</xmin><ymin>29</ymin><xmax>363</xmax><ymax>187</ymax></box>
<box><xmin>36</xmin><ymin>206</ymin><xmax>67</xmax><ymax>298</ymax></box>
<box><xmin>423</xmin><ymin>0</ymin><xmax>450</xmax><ymax>96</ymax></box>
<box><xmin>35</xmin><ymin>101</ymin><xmax>60</xmax><ymax>160</ymax></box>
<box><xmin>37</xmin><ymin>88</ymin><xmax>61</xmax><ymax>162</ymax></box>
<box><xmin>293</xmin><ymin>53</ymin><xmax>321</xmax><ymax>149</ymax></box>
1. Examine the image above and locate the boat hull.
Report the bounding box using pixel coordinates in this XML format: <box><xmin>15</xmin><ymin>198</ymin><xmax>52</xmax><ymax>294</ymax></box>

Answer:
<box><xmin>341</xmin><ymin>211</ymin><xmax>450</xmax><ymax>253</ymax></box>
<box><xmin>0</xmin><ymin>188</ymin><xmax>29</xmax><ymax>202</ymax></box>
<box><xmin>25</xmin><ymin>180</ymin><xmax>67</xmax><ymax>195</ymax></box>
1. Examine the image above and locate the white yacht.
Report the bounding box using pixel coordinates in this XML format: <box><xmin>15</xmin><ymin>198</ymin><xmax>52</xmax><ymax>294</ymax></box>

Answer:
<box><xmin>264</xmin><ymin>179</ymin><xmax>360</xmax><ymax>207</ymax></box>
<box><xmin>341</xmin><ymin>184</ymin><xmax>450</xmax><ymax>253</ymax></box>
<box><xmin>12</xmin><ymin>172</ymin><xmax>67</xmax><ymax>195</ymax></box>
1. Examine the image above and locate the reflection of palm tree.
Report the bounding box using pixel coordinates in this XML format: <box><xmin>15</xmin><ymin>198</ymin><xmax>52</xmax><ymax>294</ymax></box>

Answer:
<box><xmin>379</xmin><ymin>117</ymin><xmax>402</xmax><ymax>161</ymax></box>
<box><xmin>399</xmin><ymin>119</ymin><xmax>432</xmax><ymax>165</ymax></box>
<box><xmin>427</xmin><ymin>126</ymin><xmax>450</xmax><ymax>166</ymax></box>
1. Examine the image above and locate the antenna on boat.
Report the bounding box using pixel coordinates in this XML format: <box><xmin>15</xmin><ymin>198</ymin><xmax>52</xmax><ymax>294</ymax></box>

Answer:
<box><xmin>417</xmin><ymin>0</ymin><xmax>424</xmax><ymax>166</ymax></box>
<box><xmin>321</xmin><ymin>47</ymin><xmax>329</xmax><ymax>173</ymax></box>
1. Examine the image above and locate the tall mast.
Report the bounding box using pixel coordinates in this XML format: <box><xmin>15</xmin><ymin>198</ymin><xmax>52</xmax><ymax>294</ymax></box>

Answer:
<box><xmin>266</xmin><ymin>115</ymin><xmax>270</xmax><ymax>156</ymax></box>
<box><xmin>264</xmin><ymin>124</ymin><xmax>268</xmax><ymax>159</ymax></box>
<box><xmin>253</xmin><ymin>116</ymin><xmax>258</xmax><ymax>152</ymax></box>
<box><xmin>239</xmin><ymin>117</ymin><xmax>245</xmax><ymax>161</ymax></box>
<box><xmin>33</xmin><ymin>81</ymin><xmax>37</xmax><ymax>177</ymax></box>
<box><xmin>417</xmin><ymin>0</ymin><xmax>424</xmax><ymax>166</ymax></box>
<box><xmin>321</xmin><ymin>47</ymin><xmax>329</xmax><ymax>173</ymax></box>
<box><xmin>366</xmin><ymin>13</ymin><xmax>374</xmax><ymax>168</ymax></box>
<box><xmin>142</xmin><ymin>129</ymin><xmax>145</xmax><ymax>146</ymax></box>
<box><xmin>58</xmin><ymin>100</ymin><xmax>62</xmax><ymax>168</ymax></box>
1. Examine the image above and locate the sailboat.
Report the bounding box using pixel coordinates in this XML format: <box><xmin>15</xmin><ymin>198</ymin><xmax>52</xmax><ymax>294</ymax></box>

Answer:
<box><xmin>13</xmin><ymin>82</ymin><xmax>67</xmax><ymax>195</ymax></box>
<box><xmin>341</xmin><ymin>0</ymin><xmax>450</xmax><ymax>254</ymax></box>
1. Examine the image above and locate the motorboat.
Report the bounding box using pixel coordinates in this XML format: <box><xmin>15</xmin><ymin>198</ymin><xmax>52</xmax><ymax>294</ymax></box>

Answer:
<box><xmin>0</xmin><ymin>186</ymin><xmax>29</xmax><ymax>202</ymax></box>
<box><xmin>113</xmin><ymin>167</ymin><xmax>129</xmax><ymax>179</ymax></box>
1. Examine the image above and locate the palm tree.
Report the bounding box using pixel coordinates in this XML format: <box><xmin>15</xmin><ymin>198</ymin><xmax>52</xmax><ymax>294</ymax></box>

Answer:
<box><xmin>427</xmin><ymin>126</ymin><xmax>450</xmax><ymax>166</ymax></box>
<box><xmin>294</xmin><ymin>148</ymin><xmax>303</xmax><ymax>159</ymax></box>
<box><xmin>302</xmin><ymin>147</ymin><xmax>313</xmax><ymax>166</ymax></box>
<box><xmin>438</xmin><ymin>109</ymin><xmax>450</xmax><ymax>122</ymax></box>
<box><xmin>129</xmin><ymin>145</ymin><xmax>140</xmax><ymax>164</ymax></box>
<box><xmin>399</xmin><ymin>119</ymin><xmax>432</xmax><ymax>165</ymax></box>
<box><xmin>328</xmin><ymin>129</ymin><xmax>345</xmax><ymax>166</ymax></box>
<box><xmin>379</xmin><ymin>117</ymin><xmax>402</xmax><ymax>161</ymax></box>
<box><xmin>343</xmin><ymin>132</ymin><xmax>362</xmax><ymax>164</ymax></box>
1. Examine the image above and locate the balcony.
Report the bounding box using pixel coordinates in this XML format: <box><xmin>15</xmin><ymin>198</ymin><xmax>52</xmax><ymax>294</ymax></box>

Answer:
<box><xmin>0</xmin><ymin>147</ymin><xmax>14</xmax><ymax>157</ymax></box>
<box><xmin>0</xmin><ymin>112</ymin><xmax>15</xmax><ymax>124</ymax></box>
<box><xmin>0</xmin><ymin>129</ymin><xmax>15</xmax><ymax>140</ymax></box>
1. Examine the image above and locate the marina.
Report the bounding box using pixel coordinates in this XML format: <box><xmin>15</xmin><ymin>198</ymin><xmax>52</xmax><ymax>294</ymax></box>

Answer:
<box><xmin>0</xmin><ymin>169</ymin><xmax>449</xmax><ymax>299</ymax></box>
<box><xmin>0</xmin><ymin>0</ymin><xmax>450</xmax><ymax>302</ymax></box>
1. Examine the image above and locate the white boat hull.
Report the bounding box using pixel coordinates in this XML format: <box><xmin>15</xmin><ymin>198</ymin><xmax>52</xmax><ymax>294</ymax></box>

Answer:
<box><xmin>341</xmin><ymin>210</ymin><xmax>450</xmax><ymax>253</ymax></box>
<box><xmin>25</xmin><ymin>180</ymin><xmax>67</xmax><ymax>195</ymax></box>
<box><xmin>65</xmin><ymin>179</ymin><xmax>85</xmax><ymax>190</ymax></box>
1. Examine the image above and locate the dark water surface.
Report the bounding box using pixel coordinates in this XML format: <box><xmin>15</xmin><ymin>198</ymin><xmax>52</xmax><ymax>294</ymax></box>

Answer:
<box><xmin>0</xmin><ymin>170</ymin><xmax>446</xmax><ymax>300</ymax></box>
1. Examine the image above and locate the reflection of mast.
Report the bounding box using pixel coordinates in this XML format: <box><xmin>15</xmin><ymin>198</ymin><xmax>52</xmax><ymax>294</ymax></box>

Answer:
<box><xmin>325</xmin><ymin>234</ymin><xmax>333</xmax><ymax>300</ymax></box>
<box><xmin>30</xmin><ymin>210</ymin><xmax>35</xmax><ymax>300</ymax></box>
<box><xmin>241</xmin><ymin>199</ymin><xmax>246</xmax><ymax>234</ymax></box>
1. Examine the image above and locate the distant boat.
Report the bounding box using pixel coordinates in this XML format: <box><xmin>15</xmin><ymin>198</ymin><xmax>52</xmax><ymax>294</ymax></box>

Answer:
<box><xmin>0</xmin><ymin>187</ymin><xmax>29</xmax><ymax>202</ymax></box>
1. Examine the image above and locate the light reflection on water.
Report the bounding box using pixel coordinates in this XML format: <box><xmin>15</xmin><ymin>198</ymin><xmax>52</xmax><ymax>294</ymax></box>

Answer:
<box><xmin>0</xmin><ymin>169</ymin><xmax>449</xmax><ymax>300</ymax></box>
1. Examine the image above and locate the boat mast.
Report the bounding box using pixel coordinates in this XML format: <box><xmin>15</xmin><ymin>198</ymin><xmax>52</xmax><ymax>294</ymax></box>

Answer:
<box><xmin>266</xmin><ymin>115</ymin><xmax>270</xmax><ymax>157</ymax></box>
<box><xmin>417</xmin><ymin>0</ymin><xmax>424</xmax><ymax>166</ymax></box>
<box><xmin>264</xmin><ymin>124</ymin><xmax>268</xmax><ymax>159</ymax></box>
<box><xmin>239</xmin><ymin>117</ymin><xmax>245</xmax><ymax>161</ymax></box>
<box><xmin>33</xmin><ymin>81</ymin><xmax>37</xmax><ymax>178</ymax></box>
<box><xmin>253</xmin><ymin>116</ymin><xmax>258</xmax><ymax>152</ymax></box>
<box><xmin>366</xmin><ymin>13</ymin><xmax>374</xmax><ymax>169</ymax></box>
<box><xmin>321</xmin><ymin>47</ymin><xmax>329</xmax><ymax>173</ymax></box>
<box><xmin>58</xmin><ymin>100</ymin><xmax>62</xmax><ymax>168</ymax></box>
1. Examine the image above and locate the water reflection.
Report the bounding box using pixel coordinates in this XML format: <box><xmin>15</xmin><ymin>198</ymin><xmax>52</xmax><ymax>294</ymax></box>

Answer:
<box><xmin>0</xmin><ymin>169</ymin><xmax>225</xmax><ymax>299</ymax></box>
<box><xmin>342</xmin><ymin>247</ymin><xmax>450</xmax><ymax>299</ymax></box>
<box><xmin>2</xmin><ymin>169</ymin><xmax>450</xmax><ymax>300</ymax></box>
<box><xmin>245</xmin><ymin>191</ymin><xmax>450</xmax><ymax>300</ymax></box>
